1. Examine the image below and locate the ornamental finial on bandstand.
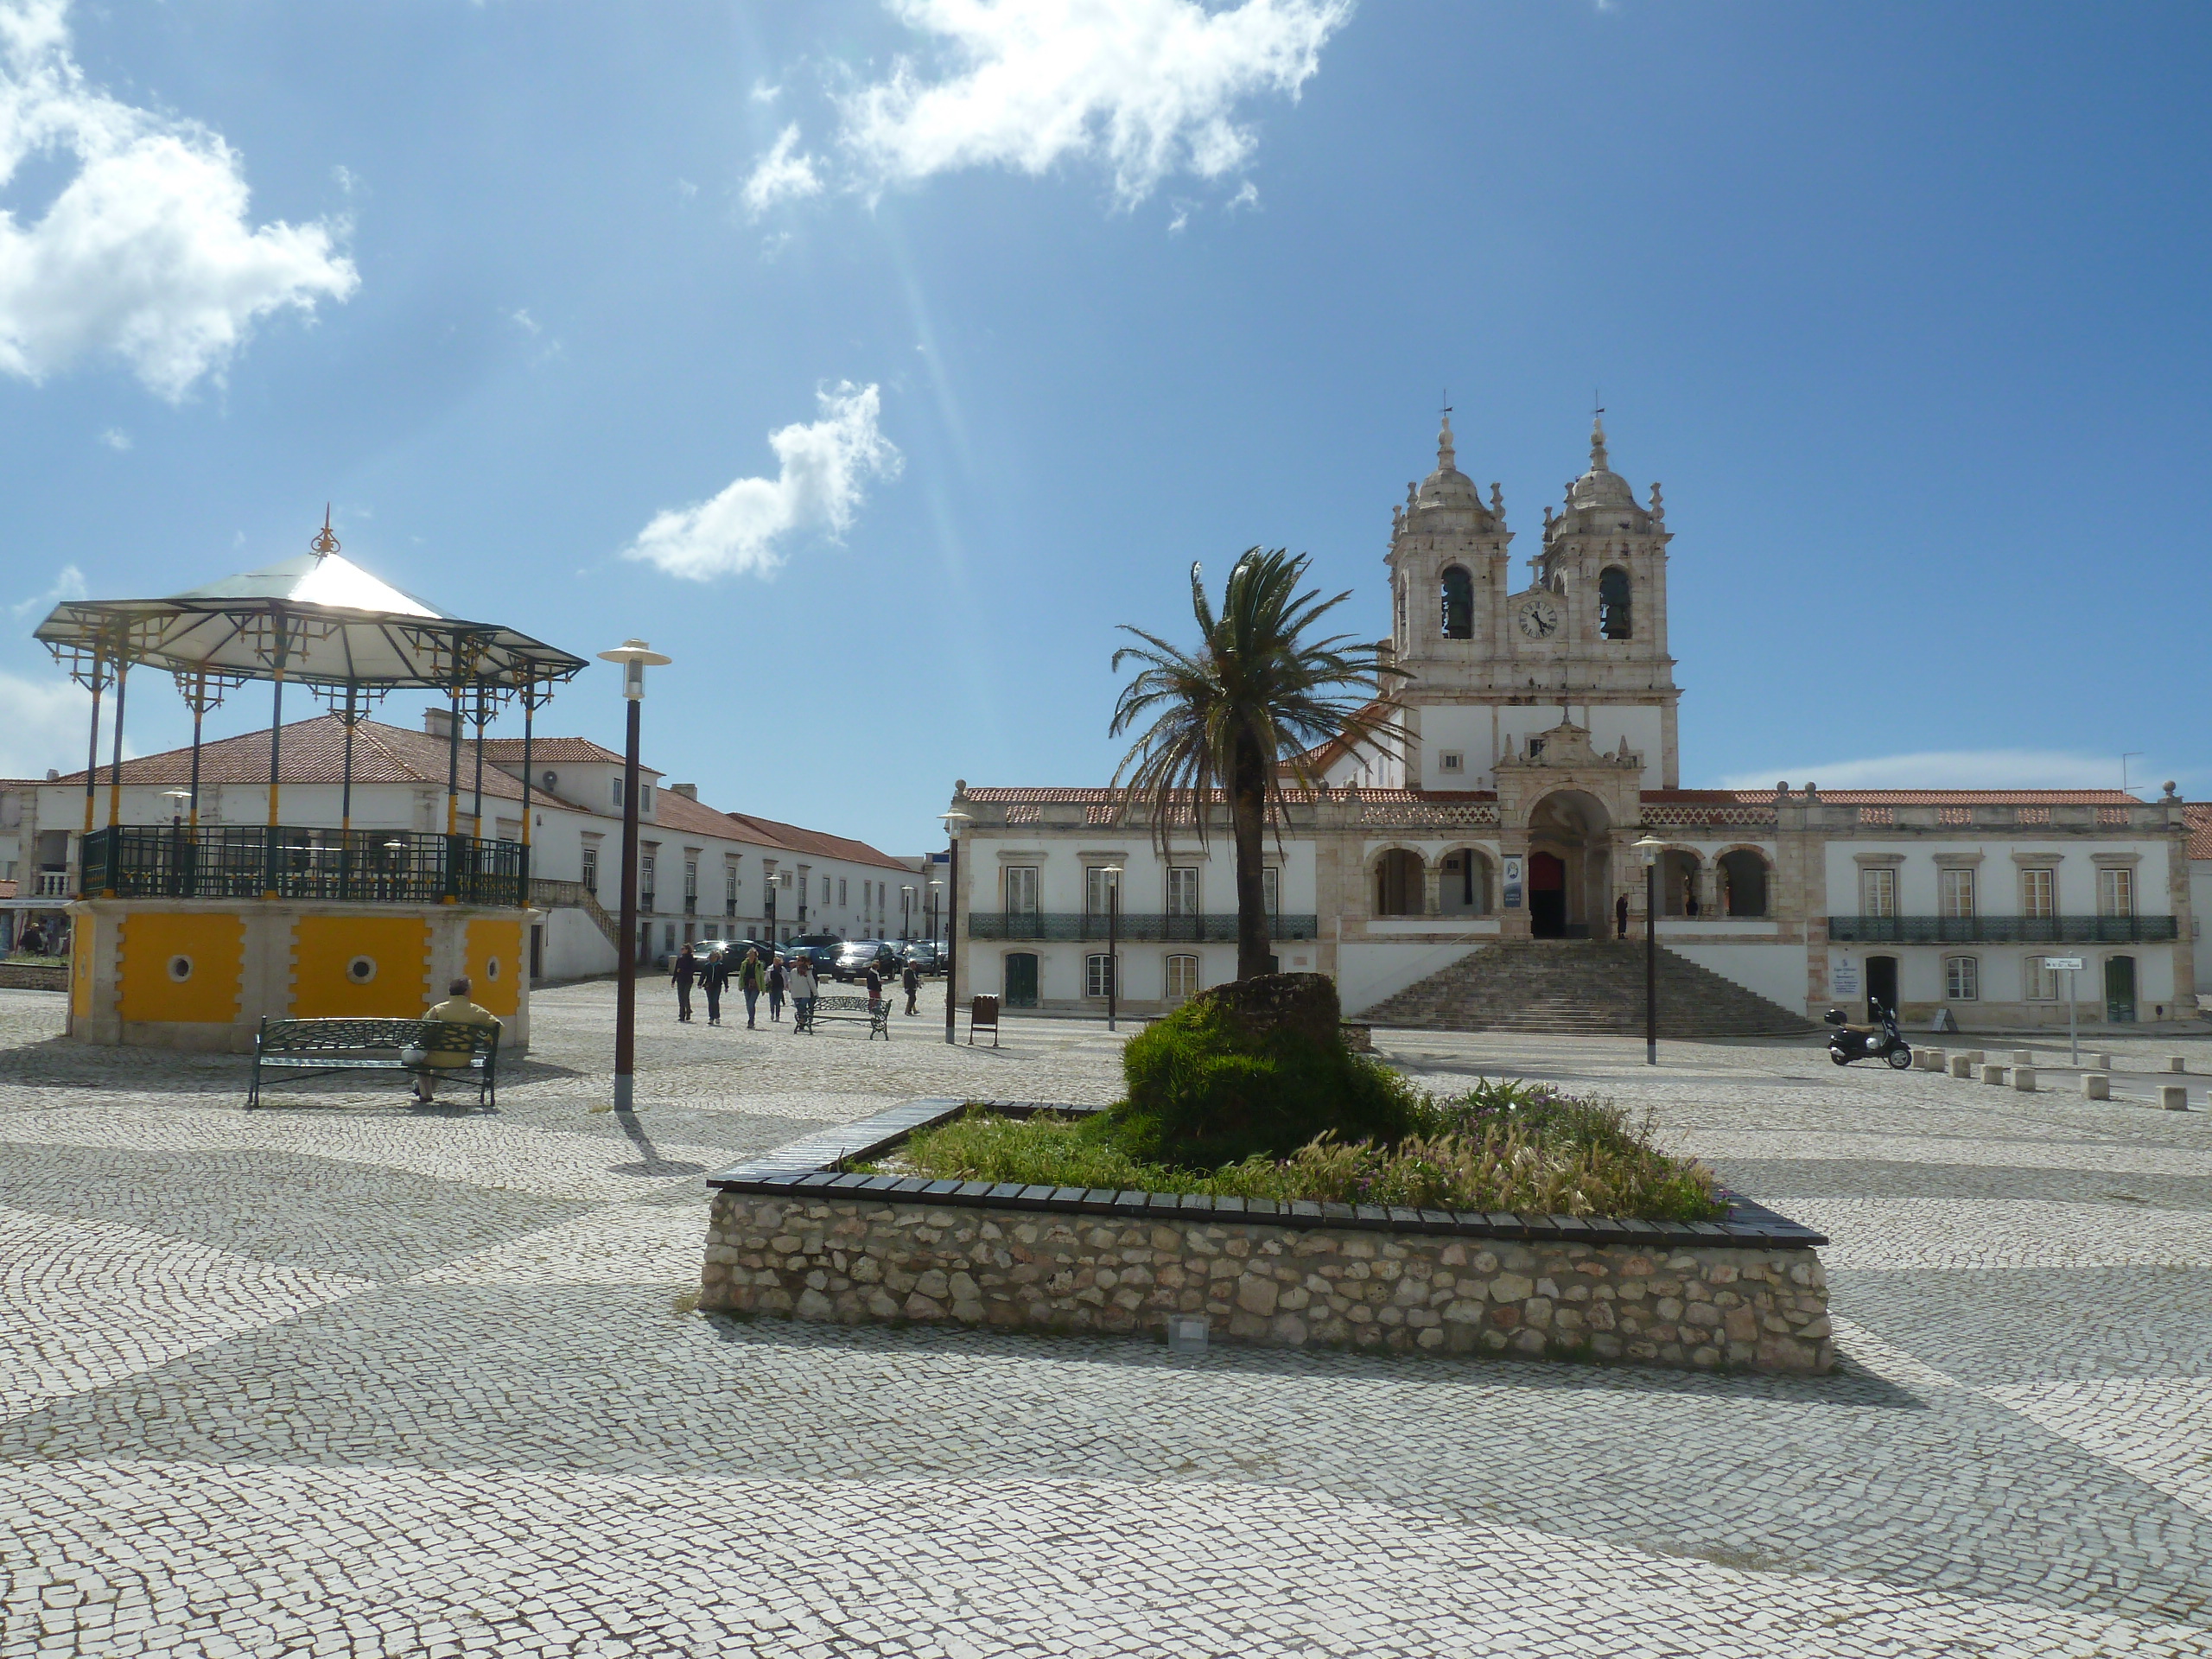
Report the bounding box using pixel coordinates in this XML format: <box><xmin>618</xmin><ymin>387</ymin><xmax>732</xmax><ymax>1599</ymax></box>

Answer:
<box><xmin>310</xmin><ymin>505</ymin><xmax>340</xmax><ymax>560</ymax></box>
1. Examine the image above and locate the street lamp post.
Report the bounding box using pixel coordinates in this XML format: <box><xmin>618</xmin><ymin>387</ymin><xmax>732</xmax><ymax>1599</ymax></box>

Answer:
<box><xmin>927</xmin><ymin>877</ymin><xmax>942</xmax><ymax>947</ymax></box>
<box><xmin>598</xmin><ymin>639</ymin><xmax>671</xmax><ymax>1114</ymax></box>
<box><xmin>901</xmin><ymin>883</ymin><xmax>915</xmax><ymax>942</ymax></box>
<box><xmin>1102</xmin><ymin>863</ymin><xmax>1122</xmax><ymax>1032</ymax></box>
<box><xmin>765</xmin><ymin>868</ymin><xmax>785</xmax><ymax>945</ymax></box>
<box><xmin>1631</xmin><ymin>834</ymin><xmax>1665</xmax><ymax>1067</ymax></box>
<box><xmin>939</xmin><ymin>810</ymin><xmax>970</xmax><ymax>1045</ymax></box>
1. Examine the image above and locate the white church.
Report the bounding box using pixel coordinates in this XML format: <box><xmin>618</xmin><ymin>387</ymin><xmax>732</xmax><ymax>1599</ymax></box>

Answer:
<box><xmin>949</xmin><ymin>416</ymin><xmax>2200</xmax><ymax>1033</ymax></box>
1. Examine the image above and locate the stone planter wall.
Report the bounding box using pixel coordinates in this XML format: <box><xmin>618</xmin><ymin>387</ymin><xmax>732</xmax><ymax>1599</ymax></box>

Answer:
<box><xmin>702</xmin><ymin>1098</ymin><xmax>1834</xmax><ymax>1374</ymax></box>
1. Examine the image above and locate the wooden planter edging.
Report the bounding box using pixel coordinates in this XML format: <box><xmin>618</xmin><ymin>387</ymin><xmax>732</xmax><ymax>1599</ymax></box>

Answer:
<box><xmin>703</xmin><ymin>1096</ymin><xmax>1828</xmax><ymax>1252</ymax></box>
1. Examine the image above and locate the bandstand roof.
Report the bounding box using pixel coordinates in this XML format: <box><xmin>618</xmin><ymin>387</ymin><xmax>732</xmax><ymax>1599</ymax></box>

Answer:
<box><xmin>33</xmin><ymin>539</ymin><xmax>588</xmax><ymax>693</ymax></box>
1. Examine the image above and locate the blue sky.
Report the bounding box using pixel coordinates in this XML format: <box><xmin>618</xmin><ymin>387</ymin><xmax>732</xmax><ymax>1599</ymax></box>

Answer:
<box><xmin>1</xmin><ymin>0</ymin><xmax>2207</xmax><ymax>849</ymax></box>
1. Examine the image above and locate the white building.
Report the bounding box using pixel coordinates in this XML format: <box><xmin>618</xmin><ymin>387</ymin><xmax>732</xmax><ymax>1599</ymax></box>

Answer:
<box><xmin>949</xmin><ymin>416</ymin><xmax>2200</xmax><ymax>1031</ymax></box>
<box><xmin>0</xmin><ymin>709</ymin><xmax>917</xmax><ymax>980</ymax></box>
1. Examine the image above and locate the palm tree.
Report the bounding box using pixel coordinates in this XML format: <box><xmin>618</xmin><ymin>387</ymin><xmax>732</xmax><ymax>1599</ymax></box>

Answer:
<box><xmin>1111</xmin><ymin>549</ymin><xmax>1405</xmax><ymax>982</ymax></box>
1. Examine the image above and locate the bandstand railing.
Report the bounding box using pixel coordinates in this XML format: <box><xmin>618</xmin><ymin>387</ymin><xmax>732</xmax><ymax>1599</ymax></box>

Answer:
<box><xmin>81</xmin><ymin>826</ymin><xmax>528</xmax><ymax>907</ymax></box>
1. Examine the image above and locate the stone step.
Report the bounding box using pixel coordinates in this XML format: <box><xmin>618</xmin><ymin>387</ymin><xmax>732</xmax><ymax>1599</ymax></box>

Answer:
<box><xmin>1362</xmin><ymin>938</ymin><xmax>1816</xmax><ymax>1037</ymax></box>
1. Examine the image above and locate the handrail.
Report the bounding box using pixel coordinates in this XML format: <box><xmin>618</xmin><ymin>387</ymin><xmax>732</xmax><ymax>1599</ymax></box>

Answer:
<box><xmin>1827</xmin><ymin>915</ymin><xmax>2177</xmax><ymax>944</ymax></box>
<box><xmin>80</xmin><ymin>826</ymin><xmax>527</xmax><ymax>907</ymax></box>
<box><xmin>965</xmin><ymin>911</ymin><xmax>1318</xmax><ymax>943</ymax></box>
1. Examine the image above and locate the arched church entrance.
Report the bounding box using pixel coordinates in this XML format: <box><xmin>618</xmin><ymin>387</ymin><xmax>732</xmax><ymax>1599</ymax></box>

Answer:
<box><xmin>1525</xmin><ymin>790</ymin><xmax>1612</xmax><ymax>940</ymax></box>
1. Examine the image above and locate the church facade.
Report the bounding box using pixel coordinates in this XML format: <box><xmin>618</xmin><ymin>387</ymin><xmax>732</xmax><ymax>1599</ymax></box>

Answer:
<box><xmin>950</xmin><ymin>417</ymin><xmax>2198</xmax><ymax>1031</ymax></box>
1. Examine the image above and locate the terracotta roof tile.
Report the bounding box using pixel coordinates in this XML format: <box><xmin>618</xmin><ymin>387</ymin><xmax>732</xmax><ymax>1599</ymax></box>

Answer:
<box><xmin>2186</xmin><ymin>803</ymin><xmax>2212</xmax><ymax>861</ymax></box>
<box><xmin>50</xmin><ymin>715</ymin><xmax>531</xmax><ymax>803</ymax></box>
<box><xmin>721</xmin><ymin>812</ymin><xmax>908</xmax><ymax>870</ymax></box>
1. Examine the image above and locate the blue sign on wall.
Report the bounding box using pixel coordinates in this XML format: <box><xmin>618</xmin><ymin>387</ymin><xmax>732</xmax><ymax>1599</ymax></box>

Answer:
<box><xmin>1502</xmin><ymin>855</ymin><xmax>1523</xmax><ymax>909</ymax></box>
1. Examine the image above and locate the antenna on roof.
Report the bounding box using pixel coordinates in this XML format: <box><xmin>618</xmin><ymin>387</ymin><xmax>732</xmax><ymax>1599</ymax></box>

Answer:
<box><xmin>2121</xmin><ymin>752</ymin><xmax>2144</xmax><ymax>796</ymax></box>
<box><xmin>310</xmin><ymin>505</ymin><xmax>340</xmax><ymax>560</ymax></box>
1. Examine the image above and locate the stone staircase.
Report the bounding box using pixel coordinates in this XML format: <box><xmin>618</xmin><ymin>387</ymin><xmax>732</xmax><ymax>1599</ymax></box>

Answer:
<box><xmin>1361</xmin><ymin>938</ymin><xmax>1816</xmax><ymax>1037</ymax></box>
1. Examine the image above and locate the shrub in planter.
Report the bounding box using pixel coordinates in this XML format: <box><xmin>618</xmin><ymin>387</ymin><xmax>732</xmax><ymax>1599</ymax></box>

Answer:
<box><xmin>1109</xmin><ymin>972</ymin><xmax>1421</xmax><ymax>1166</ymax></box>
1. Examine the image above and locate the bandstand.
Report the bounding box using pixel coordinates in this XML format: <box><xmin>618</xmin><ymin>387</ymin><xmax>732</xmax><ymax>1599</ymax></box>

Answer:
<box><xmin>34</xmin><ymin>517</ymin><xmax>587</xmax><ymax>1053</ymax></box>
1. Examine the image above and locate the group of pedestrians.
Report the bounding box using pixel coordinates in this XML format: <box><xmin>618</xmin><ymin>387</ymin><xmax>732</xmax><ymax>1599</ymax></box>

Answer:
<box><xmin>667</xmin><ymin>943</ymin><xmax>921</xmax><ymax>1031</ymax></box>
<box><xmin>668</xmin><ymin>944</ymin><xmax>819</xmax><ymax>1030</ymax></box>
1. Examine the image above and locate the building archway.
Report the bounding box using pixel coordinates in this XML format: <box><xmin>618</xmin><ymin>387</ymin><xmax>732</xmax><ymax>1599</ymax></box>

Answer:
<box><xmin>1659</xmin><ymin>849</ymin><xmax>1703</xmax><ymax>917</ymax></box>
<box><xmin>1525</xmin><ymin>790</ymin><xmax>1611</xmax><ymax>938</ymax></box>
<box><xmin>1439</xmin><ymin>847</ymin><xmax>1493</xmax><ymax>915</ymax></box>
<box><xmin>1718</xmin><ymin>849</ymin><xmax>1770</xmax><ymax>918</ymax></box>
<box><xmin>1374</xmin><ymin>848</ymin><xmax>1425</xmax><ymax>916</ymax></box>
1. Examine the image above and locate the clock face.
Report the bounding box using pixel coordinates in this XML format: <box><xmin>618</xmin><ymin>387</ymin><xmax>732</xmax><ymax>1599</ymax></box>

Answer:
<box><xmin>1516</xmin><ymin>596</ymin><xmax>1562</xmax><ymax>639</ymax></box>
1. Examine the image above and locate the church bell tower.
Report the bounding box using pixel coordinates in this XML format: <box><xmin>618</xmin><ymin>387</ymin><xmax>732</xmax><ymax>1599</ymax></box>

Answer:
<box><xmin>1383</xmin><ymin>413</ymin><xmax>1681</xmax><ymax>791</ymax></box>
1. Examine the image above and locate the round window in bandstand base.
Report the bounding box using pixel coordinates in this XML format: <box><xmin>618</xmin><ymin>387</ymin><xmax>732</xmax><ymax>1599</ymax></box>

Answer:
<box><xmin>346</xmin><ymin>956</ymin><xmax>378</xmax><ymax>985</ymax></box>
<box><xmin>485</xmin><ymin>957</ymin><xmax>500</xmax><ymax>982</ymax></box>
<box><xmin>167</xmin><ymin>955</ymin><xmax>194</xmax><ymax>983</ymax></box>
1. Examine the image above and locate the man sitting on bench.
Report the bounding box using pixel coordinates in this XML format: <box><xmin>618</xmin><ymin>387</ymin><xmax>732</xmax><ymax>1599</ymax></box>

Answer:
<box><xmin>409</xmin><ymin>976</ymin><xmax>499</xmax><ymax>1104</ymax></box>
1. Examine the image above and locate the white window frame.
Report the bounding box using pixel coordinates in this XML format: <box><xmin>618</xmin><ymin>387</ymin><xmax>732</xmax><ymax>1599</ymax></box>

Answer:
<box><xmin>1166</xmin><ymin>868</ymin><xmax>1199</xmax><ymax>917</ymax></box>
<box><xmin>1262</xmin><ymin>866</ymin><xmax>1281</xmax><ymax>917</ymax></box>
<box><xmin>1939</xmin><ymin>868</ymin><xmax>1975</xmax><ymax>919</ymax></box>
<box><xmin>2020</xmin><ymin>868</ymin><xmax>2055</xmax><ymax>920</ymax></box>
<box><xmin>1084</xmin><ymin>952</ymin><xmax>1119</xmax><ymax>998</ymax></box>
<box><xmin>1860</xmin><ymin>868</ymin><xmax>1896</xmax><ymax>919</ymax></box>
<box><xmin>1004</xmin><ymin>865</ymin><xmax>1039</xmax><ymax>913</ymax></box>
<box><xmin>1944</xmin><ymin>956</ymin><xmax>1979</xmax><ymax>1001</ymax></box>
<box><xmin>1438</xmin><ymin>750</ymin><xmax>1464</xmax><ymax>775</ymax></box>
<box><xmin>1165</xmin><ymin>953</ymin><xmax>1200</xmax><ymax>1000</ymax></box>
<box><xmin>2023</xmin><ymin>956</ymin><xmax>2061</xmax><ymax>1001</ymax></box>
<box><xmin>2099</xmin><ymin>868</ymin><xmax>2134</xmax><ymax>918</ymax></box>
<box><xmin>581</xmin><ymin>845</ymin><xmax>598</xmax><ymax>893</ymax></box>
<box><xmin>1086</xmin><ymin>865</ymin><xmax>1122</xmax><ymax>915</ymax></box>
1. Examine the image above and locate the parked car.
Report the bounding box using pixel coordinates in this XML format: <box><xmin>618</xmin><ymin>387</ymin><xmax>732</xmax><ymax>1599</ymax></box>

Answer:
<box><xmin>833</xmin><ymin>940</ymin><xmax>899</xmax><ymax>982</ymax></box>
<box><xmin>783</xmin><ymin>943</ymin><xmax>842</xmax><ymax>976</ymax></box>
<box><xmin>899</xmin><ymin>941</ymin><xmax>945</xmax><ymax>976</ymax></box>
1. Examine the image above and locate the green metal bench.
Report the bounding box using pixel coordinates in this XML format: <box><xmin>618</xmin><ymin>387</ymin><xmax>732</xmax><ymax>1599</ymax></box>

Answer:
<box><xmin>792</xmin><ymin>995</ymin><xmax>892</xmax><ymax>1040</ymax></box>
<box><xmin>249</xmin><ymin>1016</ymin><xmax>500</xmax><ymax>1109</ymax></box>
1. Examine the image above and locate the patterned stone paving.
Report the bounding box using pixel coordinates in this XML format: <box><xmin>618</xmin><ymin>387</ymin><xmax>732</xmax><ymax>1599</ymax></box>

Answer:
<box><xmin>3</xmin><ymin>981</ymin><xmax>2210</xmax><ymax>1656</ymax></box>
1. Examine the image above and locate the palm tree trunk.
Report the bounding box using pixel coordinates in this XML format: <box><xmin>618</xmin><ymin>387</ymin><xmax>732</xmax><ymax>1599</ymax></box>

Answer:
<box><xmin>1231</xmin><ymin>729</ymin><xmax>1270</xmax><ymax>980</ymax></box>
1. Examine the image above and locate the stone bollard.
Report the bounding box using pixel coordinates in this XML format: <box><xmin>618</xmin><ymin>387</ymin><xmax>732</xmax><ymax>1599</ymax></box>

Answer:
<box><xmin>2012</xmin><ymin>1050</ymin><xmax>2035</xmax><ymax>1066</ymax></box>
<box><xmin>2161</xmin><ymin>1084</ymin><xmax>2190</xmax><ymax>1112</ymax></box>
<box><xmin>1948</xmin><ymin>1055</ymin><xmax>1975</xmax><ymax>1079</ymax></box>
<box><xmin>1980</xmin><ymin>1064</ymin><xmax>2009</xmax><ymax>1086</ymax></box>
<box><xmin>1961</xmin><ymin>1050</ymin><xmax>1986</xmax><ymax>1065</ymax></box>
<box><xmin>2169</xmin><ymin>1057</ymin><xmax>2189</xmax><ymax>1074</ymax></box>
<box><xmin>1917</xmin><ymin>1048</ymin><xmax>1945</xmax><ymax>1071</ymax></box>
<box><xmin>2083</xmin><ymin>1074</ymin><xmax>2111</xmax><ymax>1101</ymax></box>
<box><xmin>2096</xmin><ymin>1053</ymin><xmax>2113</xmax><ymax>1071</ymax></box>
<box><xmin>2012</xmin><ymin>1066</ymin><xmax>2037</xmax><ymax>1092</ymax></box>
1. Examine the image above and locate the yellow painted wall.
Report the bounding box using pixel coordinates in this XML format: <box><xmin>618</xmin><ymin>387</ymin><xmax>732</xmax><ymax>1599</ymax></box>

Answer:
<box><xmin>293</xmin><ymin>915</ymin><xmax>431</xmax><ymax>1018</ymax></box>
<box><xmin>117</xmin><ymin>912</ymin><xmax>245</xmax><ymax>1024</ymax></box>
<box><xmin>465</xmin><ymin>918</ymin><xmax>523</xmax><ymax>1015</ymax></box>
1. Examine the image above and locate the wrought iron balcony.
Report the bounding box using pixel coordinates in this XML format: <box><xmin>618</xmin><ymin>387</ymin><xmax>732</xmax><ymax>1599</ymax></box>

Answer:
<box><xmin>80</xmin><ymin>826</ymin><xmax>527</xmax><ymax>906</ymax></box>
<box><xmin>965</xmin><ymin>911</ymin><xmax>1319</xmax><ymax>943</ymax></box>
<box><xmin>1827</xmin><ymin>915</ymin><xmax>2178</xmax><ymax>945</ymax></box>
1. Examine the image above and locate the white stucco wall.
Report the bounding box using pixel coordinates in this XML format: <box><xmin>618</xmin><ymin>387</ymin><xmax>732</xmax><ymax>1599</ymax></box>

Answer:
<box><xmin>1665</xmin><ymin>942</ymin><xmax>1808</xmax><ymax>1010</ymax></box>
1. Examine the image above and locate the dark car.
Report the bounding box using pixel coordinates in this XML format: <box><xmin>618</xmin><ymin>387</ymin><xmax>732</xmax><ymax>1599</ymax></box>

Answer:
<box><xmin>783</xmin><ymin>943</ymin><xmax>842</xmax><ymax>976</ymax></box>
<box><xmin>899</xmin><ymin>941</ymin><xmax>944</xmax><ymax>976</ymax></box>
<box><xmin>833</xmin><ymin>940</ymin><xmax>899</xmax><ymax>982</ymax></box>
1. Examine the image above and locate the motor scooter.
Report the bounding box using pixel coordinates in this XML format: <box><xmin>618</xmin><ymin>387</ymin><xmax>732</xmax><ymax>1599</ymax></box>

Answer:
<box><xmin>1825</xmin><ymin>1004</ymin><xmax>1913</xmax><ymax>1069</ymax></box>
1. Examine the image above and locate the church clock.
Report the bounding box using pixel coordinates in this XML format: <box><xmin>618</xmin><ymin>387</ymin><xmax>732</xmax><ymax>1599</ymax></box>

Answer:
<box><xmin>1516</xmin><ymin>595</ymin><xmax>1562</xmax><ymax>639</ymax></box>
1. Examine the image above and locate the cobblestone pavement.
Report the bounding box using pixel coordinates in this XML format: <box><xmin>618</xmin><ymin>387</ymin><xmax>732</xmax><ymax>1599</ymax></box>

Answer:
<box><xmin>3</xmin><ymin>980</ymin><xmax>2210</xmax><ymax>1657</ymax></box>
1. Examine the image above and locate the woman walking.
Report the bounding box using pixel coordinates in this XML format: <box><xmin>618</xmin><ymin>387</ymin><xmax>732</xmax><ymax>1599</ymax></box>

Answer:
<box><xmin>738</xmin><ymin>946</ymin><xmax>766</xmax><ymax>1029</ymax></box>
<box><xmin>702</xmin><ymin>947</ymin><xmax>727</xmax><ymax>1027</ymax></box>
<box><xmin>671</xmin><ymin>943</ymin><xmax>697</xmax><ymax>1023</ymax></box>
<box><xmin>788</xmin><ymin>957</ymin><xmax>818</xmax><ymax>1032</ymax></box>
<box><xmin>766</xmin><ymin>954</ymin><xmax>787</xmax><ymax>1023</ymax></box>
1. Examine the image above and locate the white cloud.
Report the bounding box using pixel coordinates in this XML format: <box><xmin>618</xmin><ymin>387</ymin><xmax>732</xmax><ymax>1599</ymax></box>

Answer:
<box><xmin>507</xmin><ymin>307</ymin><xmax>539</xmax><ymax>335</ymax></box>
<box><xmin>96</xmin><ymin>424</ymin><xmax>126</xmax><ymax>449</ymax></box>
<box><xmin>741</xmin><ymin>123</ymin><xmax>824</xmax><ymax>218</ymax></box>
<box><xmin>1717</xmin><ymin>749</ymin><xmax>2167</xmax><ymax>793</ymax></box>
<box><xmin>0</xmin><ymin>667</ymin><xmax>95</xmax><ymax>777</ymax></box>
<box><xmin>11</xmin><ymin>561</ymin><xmax>84</xmax><ymax>618</ymax></box>
<box><xmin>750</xmin><ymin>80</ymin><xmax>784</xmax><ymax>104</ymax></box>
<box><xmin>0</xmin><ymin>0</ymin><xmax>358</xmax><ymax>400</ymax></box>
<box><xmin>831</xmin><ymin>0</ymin><xmax>1353</xmax><ymax>206</ymax></box>
<box><xmin>620</xmin><ymin>382</ymin><xmax>900</xmax><ymax>582</ymax></box>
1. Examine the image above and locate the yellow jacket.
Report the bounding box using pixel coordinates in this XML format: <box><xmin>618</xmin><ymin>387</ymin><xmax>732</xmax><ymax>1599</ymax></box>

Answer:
<box><xmin>421</xmin><ymin>995</ymin><xmax>499</xmax><ymax>1066</ymax></box>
